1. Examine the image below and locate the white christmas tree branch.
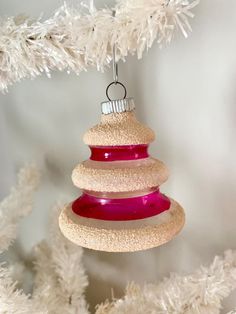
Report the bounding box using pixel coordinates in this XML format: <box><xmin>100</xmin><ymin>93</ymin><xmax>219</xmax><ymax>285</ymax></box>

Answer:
<box><xmin>0</xmin><ymin>164</ymin><xmax>40</xmax><ymax>253</ymax></box>
<box><xmin>96</xmin><ymin>251</ymin><xmax>236</xmax><ymax>314</ymax></box>
<box><xmin>0</xmin><ymin>265</ymin><xmax>37</xmax><ymax>314</ymax></box>
<box><xmin>0</xmin><ymin>0</ymin><xmax>199</xmax><ymax>92</ymax></box>
<box><xmin>0</xmin><ymin>166</ymin><xmax>88</xmax><ymax>313</ymax></box>
<box><xmin>28</xmin><ymin>206</ymin><xmax>89</xmax><ymax>313</ymax></box>
<box><xmin>0</xmin><ymin>165</ymin><xmax>40</xmax><ymax>313</ymax></box>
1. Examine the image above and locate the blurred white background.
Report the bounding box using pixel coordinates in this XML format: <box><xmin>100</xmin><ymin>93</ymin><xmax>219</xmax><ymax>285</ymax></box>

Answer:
<box><xmin>0</xmin><ymin>0</ymin><xmax>235</xmax><ymax>312</ymax></box>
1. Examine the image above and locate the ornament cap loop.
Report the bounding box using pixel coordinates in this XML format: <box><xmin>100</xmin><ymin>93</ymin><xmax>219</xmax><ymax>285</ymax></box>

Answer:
<box><xmin>101</xmin><ymin>97</ymin><xmax>135</xmax><ymax>115</ymax></box>
<box><xmin>105</xmin><ymin>81</ymin><xmax>127</xmax><ymax>101</ymax></box>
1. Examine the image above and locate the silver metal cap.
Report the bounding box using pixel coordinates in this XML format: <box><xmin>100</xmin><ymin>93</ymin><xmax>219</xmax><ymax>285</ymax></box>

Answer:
<box><xmin>101</xmin><ymin>98</ymin><xmax>135</xmax><ymax>115</ymax></box>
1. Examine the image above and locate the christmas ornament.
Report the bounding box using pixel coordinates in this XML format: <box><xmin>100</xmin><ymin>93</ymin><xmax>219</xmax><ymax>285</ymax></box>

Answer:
<box><xmin>59</xmin><ymin>97</ymin><xmax>185</xmax><ymax>252</ymax></box>
<box><xmin>59</xmin><ymin>52</ymin><xmax>185</xmax><ymax>251</ymax></box>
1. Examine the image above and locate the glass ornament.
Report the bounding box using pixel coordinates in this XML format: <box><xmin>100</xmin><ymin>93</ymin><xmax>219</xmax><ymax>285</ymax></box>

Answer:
<box><xmin>59</xmin><ymin>98</ymin><xmax>185</xmax><ymax>252</ymax></box>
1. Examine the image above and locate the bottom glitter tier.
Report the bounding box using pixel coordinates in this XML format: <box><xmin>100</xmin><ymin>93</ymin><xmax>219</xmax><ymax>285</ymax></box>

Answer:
<box><xmin>59</xmin><ymin>199</ymin><xmax>185</xmax><ymax>252</ymax></box>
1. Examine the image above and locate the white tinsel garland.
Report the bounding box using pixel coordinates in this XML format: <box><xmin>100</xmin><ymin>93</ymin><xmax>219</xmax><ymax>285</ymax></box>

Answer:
<box><xmin>0</xmin><ymin>0</ymin><xmax>199</xmax><ymax>92</ymax></box>
<box><xmin>0</xmin><ymin>165</ymin><xmax>235</xmax><ymax>313</ymax></box>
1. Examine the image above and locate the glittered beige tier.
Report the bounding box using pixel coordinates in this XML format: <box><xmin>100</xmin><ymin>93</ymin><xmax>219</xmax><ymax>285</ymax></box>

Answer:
<box><xmin>83</xmin><ymin>112</ymin><xmax>155</xmax><ymax>146</ymax></box>
<box><xmin>72</xmin><ymin>158</ymin><xmax>169</xmax><ymax>192</ymax></box>
<box><xmin>59</xmin><ymin>199</ymin><xmax>185</xmax><ymax>252</ymax></box>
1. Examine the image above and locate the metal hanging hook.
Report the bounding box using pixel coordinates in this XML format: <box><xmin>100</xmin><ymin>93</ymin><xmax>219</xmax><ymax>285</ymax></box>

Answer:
<box><xmin>105</xmin><ymin>10</ymin><xmax>127</xmax><ymax>101</ymax></box>
<box><xmin>112</xmin><ymin>44</ymin><xmax>118</xmax><ymax>84</ymax></box>
<box><xmin>112</xmin><ymin>10</ymin><xmax>118</xmax><ymax>84</ymax></box>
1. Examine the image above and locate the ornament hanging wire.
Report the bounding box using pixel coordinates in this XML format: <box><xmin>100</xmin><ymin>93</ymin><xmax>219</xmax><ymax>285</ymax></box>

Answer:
<box><xmin>106</xmin><ymin>10</ymin><xmax>127</xmax><ymax>101</ymax></box>
<box><xmin>112</xmin><ymin>43</ymin><xmax>118</xmax><ymax>84</ymax></box>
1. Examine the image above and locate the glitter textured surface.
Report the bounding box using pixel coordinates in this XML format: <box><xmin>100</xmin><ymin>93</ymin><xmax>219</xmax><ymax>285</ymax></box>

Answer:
<box><xmin>59</xmin><ymin>199</ymin><xmax>185</xmax><ymax>252</ymax></box>
<box><xmin>72</xmin><ymin>158</ymin><xmax>169</xmax><ymax>192</ymax></box>
<box><xmin>83</xmin><ymin>112</ymin><xmax>155</xmax><ymax>146</ymax></box>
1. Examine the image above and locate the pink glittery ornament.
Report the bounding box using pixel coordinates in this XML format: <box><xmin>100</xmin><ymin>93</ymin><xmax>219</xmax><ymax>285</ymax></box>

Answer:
<box><xmin>59</xmin><ymin>98</ymin><xmax>185</xmax><ymax>252</ymax></box>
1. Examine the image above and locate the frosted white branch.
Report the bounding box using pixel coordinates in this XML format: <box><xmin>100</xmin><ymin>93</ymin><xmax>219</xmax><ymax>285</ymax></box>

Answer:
<box><xmin>0</xmin><ymin>167</ymin><xmax>88</xmax><ymax>313</ymax></box>
<box><xmin>0</xmin><ymin>265</ymin><xmax>37</xmax><ymax>314</ymax></box>
<box><xmin>32</xmin><ymin>205</ymin><xmax>89</xmax><ymax>313</ymax></box>
<box><xmin>0</xmin><ymin>0</ymin><xmax>199</xmax><ymax>92</ymax></box>
<box><xmin>96</xmin><ymin>250</ymin><xmax>236</xmax><ymax>314</ymax></box>
<box><xmin>0</xmin><ymin>164</ymin><xmax>39</xmax><ymax>252</ymax></box>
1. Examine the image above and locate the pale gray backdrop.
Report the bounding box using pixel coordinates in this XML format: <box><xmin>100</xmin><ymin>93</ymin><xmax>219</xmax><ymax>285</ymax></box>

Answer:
<box><xmin>0</xmin><ymin>0</ymin><xmax>235</xmax><ymax>312</ymax></box>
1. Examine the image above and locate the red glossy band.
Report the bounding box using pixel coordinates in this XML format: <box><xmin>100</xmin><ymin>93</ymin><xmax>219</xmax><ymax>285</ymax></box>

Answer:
<box><xmin>89</xmin><ymin>145</ymin><xmax>149</xmax><ymax>161</ymax></box>
<box><xmin>72</xmin><ymin>190</ymin><xmax>170</xmax><ymax>221</ymax></box>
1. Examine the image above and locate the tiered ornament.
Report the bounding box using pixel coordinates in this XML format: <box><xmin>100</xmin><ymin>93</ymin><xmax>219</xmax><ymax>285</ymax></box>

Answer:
<box><xmin>59</xmin><ymin>97</ymin><xmax>185</xmax><ymax>252</ymax></box>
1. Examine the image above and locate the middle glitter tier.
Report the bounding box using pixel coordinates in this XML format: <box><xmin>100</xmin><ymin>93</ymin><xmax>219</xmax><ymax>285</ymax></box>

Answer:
<box><xmin>72</xmin><ymin>156</ymin><xmax>169</xmax><ymax>193</ymax></box>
